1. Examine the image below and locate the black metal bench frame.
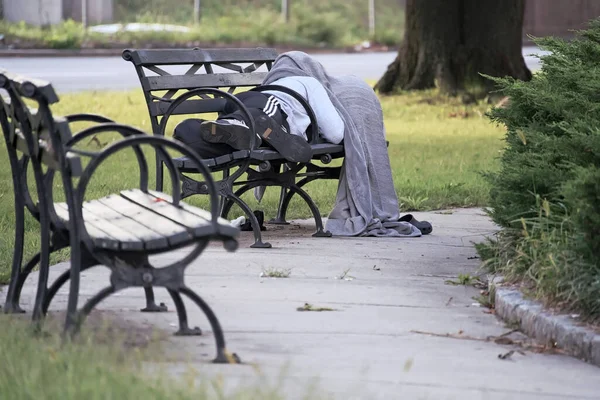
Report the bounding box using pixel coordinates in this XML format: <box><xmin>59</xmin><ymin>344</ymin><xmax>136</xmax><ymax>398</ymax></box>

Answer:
<box><xmin>123</xmin><ymin>48</ymin><xmax>345</xmax><ymax>248</ymax></box>
<box><xmin>0</xmin><ymin>70</ymin><xmax>240</xmax><ymax>363</ymax></box>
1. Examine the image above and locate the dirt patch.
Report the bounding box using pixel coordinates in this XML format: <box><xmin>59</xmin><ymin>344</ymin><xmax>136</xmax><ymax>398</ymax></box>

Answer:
<box><xmin>209</xmin><ymin>220</ymin><xmax>320</xmax><ymax>249</ymax></box>
<box><xmin>42</xmin><ymin>309</ymin><xmax>169</xmax><ymax>350</ymax></box>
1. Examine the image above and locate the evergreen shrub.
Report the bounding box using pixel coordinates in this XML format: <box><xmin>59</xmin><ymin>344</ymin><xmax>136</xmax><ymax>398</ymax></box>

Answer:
<box><xmin>479</xmin><ymin>19</ymin><xmax>600</xmax><ymax>317</ymax></box>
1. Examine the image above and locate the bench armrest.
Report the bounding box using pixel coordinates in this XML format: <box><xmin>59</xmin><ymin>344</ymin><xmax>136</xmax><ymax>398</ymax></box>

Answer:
<box><xmin>66</xmin><ymin>124</ymin><xmax>185</xmax><ymax>212</ymax></box>
<box><xmin>65</xmin><ymin>122</ymin><xmax>146</xmax><ymax>147</ymax></box>
<box><xmin>251</xmin><ymin>85</ymin><xmax>320</xmax><ymax>145</ymax></box>
<box><xmin>64</xmin><ymin>113</ymin><xmax>114</xmax><ymax>125</ymax></box>
<box><xmin>65</xmin><ymin>123</ymin><xmax>152</xmax><ymax>193</ymax></box>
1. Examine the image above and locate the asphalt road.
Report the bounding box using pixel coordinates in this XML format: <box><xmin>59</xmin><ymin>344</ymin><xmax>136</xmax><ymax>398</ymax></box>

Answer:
<box><xmin>0</xmin><ymin>47</ymin><xmax>546</xmax><ymax>93</ymax></box>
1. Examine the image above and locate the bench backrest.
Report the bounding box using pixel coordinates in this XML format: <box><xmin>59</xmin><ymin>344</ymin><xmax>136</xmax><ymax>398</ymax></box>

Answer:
<box><xmin>122</xmin><ymin>48</ymin><xmax>279</xmax><ymax>135</ymax></box>
<box><xmin>0</xmin><ymin>71</ymin><xmax>82</xmax><ymax>176</ymax></box>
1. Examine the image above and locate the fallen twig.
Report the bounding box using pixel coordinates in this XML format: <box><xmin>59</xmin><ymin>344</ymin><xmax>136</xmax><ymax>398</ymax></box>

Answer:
<box><xmin>296</xmin><ymin>303</ymin><xmax>338</xmax><ymax>312</ymax></box>
<box><xmin>498</xmin><ymin>350</ymin><xmax>515</xmax><ymax>360</ymax></box>
<box><xmin>410</xmin><ymin>330</ymin><xmax>482</xmax><ymax>342</ymax></box>
<box><xmin>410</xmin><ymin>329</ymin><xmax>565</xmax><ymax>355</ymax></box>
<box><xmin>86</xmin><ymin>135</ymin><xmax>106</xmax><ymax>148</ymax></box>
<box><xmin>498</xmin><ymin>328</ymin><xmax>519</xmax><ymax>338</ymax></box>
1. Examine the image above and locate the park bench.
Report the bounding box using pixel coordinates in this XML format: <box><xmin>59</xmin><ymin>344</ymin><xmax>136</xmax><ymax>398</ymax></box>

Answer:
<box><xmin>0</xmin><ymin>70</ymin><xmax>240</xmax><ymax>363</ymax></box>
<box><xmin>123</xmin><ymin>47</ymin><xmax>345</xmax><ymax>248</ymax></box>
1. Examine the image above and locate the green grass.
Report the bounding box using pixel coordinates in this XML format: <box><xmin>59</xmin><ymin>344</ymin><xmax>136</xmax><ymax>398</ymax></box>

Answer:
<box><xmin>0</xmin><ymin>88</ymin><xmax>505</xmax><ymax>283</ymax></box>
<box><xmin>0</xmin><ymin>315</ymin><xmax>290</xmax><ymax>399</ymax></box>
<box><xmin>0</xmin><ymin>316</ymin><xmax>172</xmax><ymax>399</ymax></box>
<box><xmin>381</xmin><ymin>92</ymin><xmax>503</xmax><ymax>210</ymax></box>
<box><xmin>261</xmin><ymin>267</ymin><xmax>292</xmax><ymax>278</ymax></box>
<box><xmin>445</xmin><ymin>273</ymin><xmax>477</xmax><ymax>286</ymax></box>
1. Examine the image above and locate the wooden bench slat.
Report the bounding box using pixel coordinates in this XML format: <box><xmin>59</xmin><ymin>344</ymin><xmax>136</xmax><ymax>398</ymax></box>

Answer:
<box><xmin>149</xmin><ymin>98</ymin><xmax>226</xmax><ymax>117</ymax></box>
<box><xmin>214</xmin><ymin>153</ymin><xmax>234</xmax><ymax>165</ymax></box>
<box><xmin>82</xmin><ymin>199</ymin><xmax>167</xmax><ymax>250</ymax></box>
<box><xmin>172</xmin><ymin>156</ymin><xmax>216</xmax><ymax>170</ymax></box>
<box><xmin>142</xmin><ymin>72</ymin><xmax>267</xmax><ymax>91</ymax></box>
<box><xmin>232</xmin><ymin>150</ymin><xmax>251</xmax><ymax>160</ymax></box>
<box><xmin>146</xmin><ymin>190</ymin><xmax>231</xmax><ymax>226</ymax></box>
<box><xmin>127</xmin><ymin>48</ymin><xmax>278</xmax><ymax>66</ymax></box>
<box><xmin>57</xmin><ymin>198</ymin><xmax>176</xmax><ymax>251</ymax></box>
<box><xmin>308</xmin><ymin>143</ymin><xmax>345</xmax><ymax>155</ymax></box>
<box><xmin>121</xmin><ymin>190</ymin><xmax>239</xmax><ymax>239</ymax></box>
<box><xmin>248</xmin><ymin>143</ymin><xmax>345</xmax><ymax>161</ymax></box>
<box><xmin>120</xmin><ymin>189</ymin><xmax>211</xmax><ymax>229</ymax></box>
<box><xmin>54</xmin><ymin>203</ymin><xmax>123</xmax><ymax>251</ymax></box>
<box><xmin>95</xmin><ymin>195</ymin><xmax>193</xmax><ymax>248</ymax></box>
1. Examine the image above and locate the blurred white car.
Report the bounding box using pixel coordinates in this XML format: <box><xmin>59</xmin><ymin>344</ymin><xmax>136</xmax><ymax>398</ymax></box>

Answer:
<box><xmin>89</xmin><ymin>23</ymin><xmax>191</xmax><ymax>34</ymax></box>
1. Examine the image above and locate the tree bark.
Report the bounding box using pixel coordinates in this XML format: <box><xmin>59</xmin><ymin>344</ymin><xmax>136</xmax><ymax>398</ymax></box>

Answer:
<box><xmin>375</xmin><ymin>0</ymin><xmax>532</xmax><ymax>96</ymax></box>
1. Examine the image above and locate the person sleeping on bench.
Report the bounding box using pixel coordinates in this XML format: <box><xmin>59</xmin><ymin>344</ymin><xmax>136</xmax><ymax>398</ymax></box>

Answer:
<box><xmin>174</xmin><ymin>76</ymin><xmax>344</xmax><ymax>163</ymax></box>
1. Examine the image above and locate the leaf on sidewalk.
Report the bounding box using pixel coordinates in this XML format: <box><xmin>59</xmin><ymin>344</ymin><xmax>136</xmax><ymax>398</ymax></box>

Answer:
<box><xmin>296</xmin><ymin>303</ymin><xmax>338</xmax><ymax>312</ymax></box>
<box><xmin>498</xmin><ymin>350</ymin><xmax>515</xmax><ymax>360</ymax></box>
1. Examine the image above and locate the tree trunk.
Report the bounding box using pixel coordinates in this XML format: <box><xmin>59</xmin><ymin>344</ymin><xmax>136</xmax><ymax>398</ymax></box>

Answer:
<box><xmin>375</xmin><ymin>0</ymin><xmax>532</xmax><ymax>96</ymax></box>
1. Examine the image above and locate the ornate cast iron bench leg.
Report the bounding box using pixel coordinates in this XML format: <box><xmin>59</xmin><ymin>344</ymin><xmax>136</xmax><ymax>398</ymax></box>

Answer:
<box><xmin>287</xmin><ymin>184</ymin><xmax>332</xmax><ymax>238</ymax></box>
<box><xmin>178</xmin><ymin>286</ymin><xmax>240</xmax><ymax>363</ymax></box>
<box><xmin>14</xmin><ymin>255</ymin><xmax>169</xmax><ymax>317</ymax></box>
<box><xmin>220</xmin><ymin>187</ymin><xmax>271</xmax><ymax>249</ymax></box>
<box><xmin>182</xmin><ymin>173</ymin><xmax>272</xmax><ymax>249</ymax></box>
<box><xmin>269</xmin><ymin>186</ymin><xmax>291</xmax><ymax>225</ymax></box>
<box><xmin>168</xmin><ymin>288</ymin><xmax>202</xmax><ymax>336</ymax></box>
<box><xmin>223</xmin><ymin>180</ymin><xmax>331</xmax><ymax>239</ymax></box>
<box><xmin>269</xmin><ymin>164</ymin><xmax>291</xmax><ymax>225</ymax></box>
<box><xmin>4</xmin><ymin>252</ymin><xmax>39</xmax><ymax>314</ymax></box>
<box><xmin>61</xmin><ymin>247</ymin><xmax>239</xmax><ymax>364</ymax></box>
<box><xmin>140</xmin><ymin>287</ymin><xmax>168</xmax><ymax>312</ymax></box>
<box><xmin>4</xmin><ymin>156</ymin><xmax>29</xmax><ymax>314</ymax></box>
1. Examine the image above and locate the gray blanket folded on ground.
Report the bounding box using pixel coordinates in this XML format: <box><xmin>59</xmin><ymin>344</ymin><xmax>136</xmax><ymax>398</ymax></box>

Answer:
<box><xmin>263</xmin><ymin>51</ymin><xmax>418</xmax><ymax>237</ymax></box>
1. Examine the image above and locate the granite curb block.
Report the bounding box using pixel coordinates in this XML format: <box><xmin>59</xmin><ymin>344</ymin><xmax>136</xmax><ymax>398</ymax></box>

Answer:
<box><xmin>492</xmin><ymin>279</ymin><xmax>600</xmax><ymax>367</ymax></box>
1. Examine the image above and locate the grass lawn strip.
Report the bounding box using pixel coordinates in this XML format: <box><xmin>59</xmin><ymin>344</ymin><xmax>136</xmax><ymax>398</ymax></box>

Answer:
<box><xmin>0</xmin><ymin>88</ymin><xmax>504</xmax><ymax>283</ymax></box>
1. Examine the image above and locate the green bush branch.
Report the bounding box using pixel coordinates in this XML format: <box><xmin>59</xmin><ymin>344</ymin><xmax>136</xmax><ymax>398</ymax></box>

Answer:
<box><xmin>479</xmin><ymin>18</ymin><xmax>600</xmax><ymax>318</ymax></box>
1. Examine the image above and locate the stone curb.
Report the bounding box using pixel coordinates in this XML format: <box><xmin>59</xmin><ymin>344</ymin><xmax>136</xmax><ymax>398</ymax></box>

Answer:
<box><xmin>491</xmin><ymin>278</ymin><xmax>600</xmax><ymax>367</ymax></box>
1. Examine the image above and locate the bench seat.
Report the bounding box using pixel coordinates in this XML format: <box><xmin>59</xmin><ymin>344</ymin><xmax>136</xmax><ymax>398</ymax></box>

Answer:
<box><xmin>173</xmin><ymin>143</ymin><xmax>345</xmax><ymax>171</ymax></box>
<box><xmin>53</xmin><ymin>189</ymin><xmax>238</xmax><ymax>252</ymax></box>
<box><xmin>251</xmin><ymin>143</ymin><xmax>345</xmax><ymax>161</ymax></box>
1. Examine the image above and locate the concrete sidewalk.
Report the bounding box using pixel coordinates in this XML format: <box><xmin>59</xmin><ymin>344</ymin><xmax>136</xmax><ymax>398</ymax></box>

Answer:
<box><xmin>14</xmin><ymin>208</ymin><xmax>600</xmax><ymax>399</ymax></box>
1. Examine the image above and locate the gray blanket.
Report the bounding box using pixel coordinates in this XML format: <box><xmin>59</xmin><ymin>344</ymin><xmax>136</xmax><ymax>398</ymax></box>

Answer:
<box><xmin>263</xmin><ymin>51</ymin><xmax>418</xmax><ymax>237</ymax></box>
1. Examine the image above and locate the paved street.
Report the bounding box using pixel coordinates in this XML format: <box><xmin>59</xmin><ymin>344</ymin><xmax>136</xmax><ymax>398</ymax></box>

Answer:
<box><xmin>14</xmin><ymin>209</ymin><xmax>600</xmax><ymax>400</ymax></box>
<box><xmin>0</xmin><ymin>47</ymin><xmax>546</xmax><ymax>93</ymax></box>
